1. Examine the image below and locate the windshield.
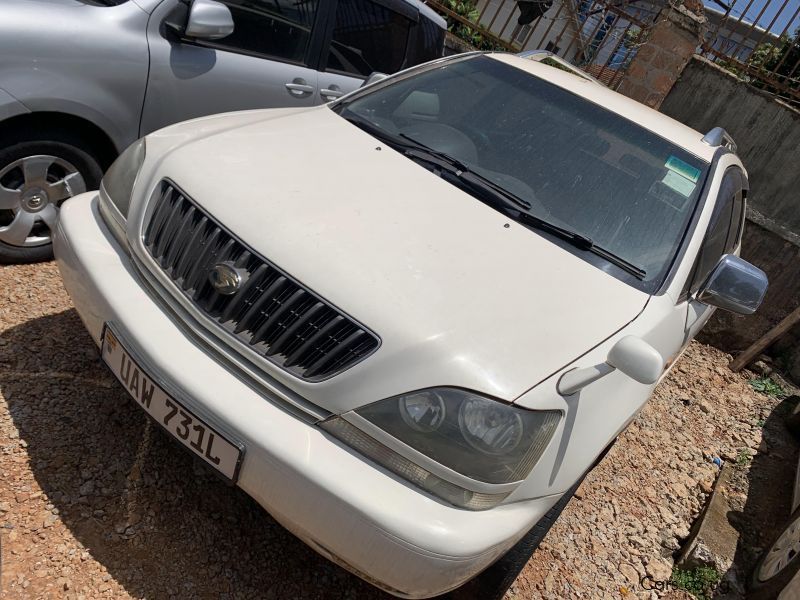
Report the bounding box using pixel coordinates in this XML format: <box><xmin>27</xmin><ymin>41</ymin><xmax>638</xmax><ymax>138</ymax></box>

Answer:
<box><xmin>334</xmin><ymin>55</ymin><xmax>709</xmax><ymax>293</ymax></box>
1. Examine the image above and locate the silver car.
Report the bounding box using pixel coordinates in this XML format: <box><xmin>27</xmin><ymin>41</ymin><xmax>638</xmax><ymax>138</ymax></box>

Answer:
<box><xmin>0</xmin><ymin>0</ymin><xmax>445</xmax><ymax>263</ymax></box>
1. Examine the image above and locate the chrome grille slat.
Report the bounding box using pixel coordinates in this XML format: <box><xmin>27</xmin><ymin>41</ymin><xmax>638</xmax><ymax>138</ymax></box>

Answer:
<box><xmin>142</xmin><ymin>182</ymin><xmax>379</xmax><ymax>381</ymax></box>
<box><xmin>185</xmin><ymin>227</ymin><xmax>221</xmax><ymax>295</ymax></box>
<box><xmin>285</xmin><ymin>315</ymin><xmax>344</xmax><ymax>368</ymax></box>
<box><xmin>164</xmin><ymin>205</ymin><xmax>196</xmax><ymax>274</ymax></box>
<box><xmin>220</xmin><ymin>263</ymin><xmax>267</xmax><ymax>323</ymax></box>
<box><xmin>154</xmin><ymin>193</ymin><xmax>184</xmax><ymax>260</ymax></box>
<box><xmin>175</xmin><ymin>215</ymin><xmax>208</xmax><ymax>286</ymax></box>
<box><xmin>267</xmin><ymin>301</ymin><xmax>325</xmax><ymax>357</ymax></box>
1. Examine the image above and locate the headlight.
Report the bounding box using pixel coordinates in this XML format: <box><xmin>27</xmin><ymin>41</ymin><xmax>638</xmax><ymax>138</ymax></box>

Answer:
<box><xmin>102</xmin><ymin>138</ymin><xmax>145</xmax><ymax>218</ymax></box>
<box><xmin>98</xmin><ymin>138</ymin><xmax>146</xmax><ymax>247</ymax></box>
<box><xmin>320</xmin><ymin>388</ymin><xmax>560</xmax><ymax>510</ymax></box>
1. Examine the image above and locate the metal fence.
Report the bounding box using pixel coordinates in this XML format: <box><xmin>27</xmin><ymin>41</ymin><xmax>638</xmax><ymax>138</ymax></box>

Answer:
<box><xmin>429</xmin><ymin>0</ymin><xmax>800</xmax><ymax>105</ymax></box>
<box><xmin>427</xmin><ymin>0</ymin><xmax>663</xmax><ymax>88</ymax></box>
<box><xmin>701</xmin><ymin>0</ymin><xmax>800</xmax><ymax>106</ymax></box>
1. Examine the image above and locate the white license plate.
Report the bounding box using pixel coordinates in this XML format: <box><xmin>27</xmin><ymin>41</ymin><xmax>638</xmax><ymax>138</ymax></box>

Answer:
<box><xmin>102</xmin><ymin>325</ymin><xmax>243</xmax><ymax>481</ymax></box>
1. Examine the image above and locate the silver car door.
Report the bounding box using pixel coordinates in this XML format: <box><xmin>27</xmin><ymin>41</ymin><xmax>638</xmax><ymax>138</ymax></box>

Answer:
<box><xmin>315</xmin><ymin>0</ymin><xmax>418</xmax><ymax>103</ymax></box>
<box><xmin>141</xmin><ymin>0</ymin><xmax>322</xmax><ymax>135</ymax></box>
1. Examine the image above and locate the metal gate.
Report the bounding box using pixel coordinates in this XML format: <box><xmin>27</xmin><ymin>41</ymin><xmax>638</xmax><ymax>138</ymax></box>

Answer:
<box><xmin>429</xmin><ymin>0</ymin><xmax>800</xmax><ymax>104</ymax></box>
<box><xmin>427</xmin><ymin>0</ymin><xmax>664</xmax><ymax>88</ymax></box>
<box><xmin>700</xmin><ymin>0</ymin><xmax>800</xmax><ymax>106</ymax></box>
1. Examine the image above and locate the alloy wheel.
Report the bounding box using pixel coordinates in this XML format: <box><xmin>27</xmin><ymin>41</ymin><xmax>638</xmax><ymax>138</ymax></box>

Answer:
<box><xmin>758</xmin><ymin>514</ymin><xmax>800</xmax><ymax>582</ymax></box>
<box><xmin>0</xmin><ymin>155</ymin><xmax>87</xmax><ymax>247</ymax></box>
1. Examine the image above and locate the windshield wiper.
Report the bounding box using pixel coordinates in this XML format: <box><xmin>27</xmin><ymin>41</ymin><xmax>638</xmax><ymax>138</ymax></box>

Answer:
<box><xmin>342</xmin><ymin>113</ymin><xmax>645</xmax><ymax>279</ymax></box>
<box><xmin>341</xmin><ymin>113</ymin><xmax>531</xmax><ymax>212</ymax></box>
<box><xmin>514</xmin><ymin>211</ymin><xmax>646</xmax><ymax>279</ymax></box>
<box><xmin>396</xmin><ymin>134</ymin><xmax>533</xmax><ymax>213</ymax></box>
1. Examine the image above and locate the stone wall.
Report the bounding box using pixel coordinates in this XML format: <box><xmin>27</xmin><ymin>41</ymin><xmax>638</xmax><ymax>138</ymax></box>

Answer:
<box><xmin>616</xmin><ymin>2</ymin><xmax>707</xmax><ymax>109</ymax></box>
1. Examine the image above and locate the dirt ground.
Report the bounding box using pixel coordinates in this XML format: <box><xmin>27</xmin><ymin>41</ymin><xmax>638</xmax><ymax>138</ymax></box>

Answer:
<box><xmin>0</xmin><ymin>261</ymin><xmax>794</xmax><ymax>599</ymax></box>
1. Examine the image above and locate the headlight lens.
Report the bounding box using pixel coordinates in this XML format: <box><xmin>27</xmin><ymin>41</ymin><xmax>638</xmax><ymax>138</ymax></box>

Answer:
<box><xmin>320</xmin><ymin>388</ymin><xmax>560</xmax><ymax>510</ymax></box>
<box><xmin>458</xmin><ymin>397</ymin><xmax>524</xmax><ymax>455</ymax></box>
<box><xmin>399</xmin><ymin>390</ymin><xmax>446</xmax><ymax>432</ymax></box>
<box><xmin>101</xmin><ymin>138</ymin><xmax>146</xmax><ymax>219</ymax></box>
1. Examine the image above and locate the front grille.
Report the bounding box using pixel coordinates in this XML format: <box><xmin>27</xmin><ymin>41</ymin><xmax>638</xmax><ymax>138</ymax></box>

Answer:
<box><xmin>142</xmin><ymin>182</ymin><xmax>380</xmax><ymax>382</ymax></box>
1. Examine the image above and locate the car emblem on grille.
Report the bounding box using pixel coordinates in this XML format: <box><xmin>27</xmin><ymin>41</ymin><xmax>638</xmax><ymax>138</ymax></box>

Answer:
<box><xmin>209</xmin><ymin>263</ymin><xmax>245</xmax><ymax>295</ymax></box>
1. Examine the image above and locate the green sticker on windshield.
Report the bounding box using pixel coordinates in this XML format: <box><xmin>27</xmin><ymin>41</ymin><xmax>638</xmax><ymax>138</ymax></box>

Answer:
<box><xmin>665</xmin><ymin>156</ymin><xmax>701</xmax><ymax>183</ymax></box>
<box><xmin>662</xmin><ymin>170</ymin><xmax>696</xmax><ymax>198</ymax></box>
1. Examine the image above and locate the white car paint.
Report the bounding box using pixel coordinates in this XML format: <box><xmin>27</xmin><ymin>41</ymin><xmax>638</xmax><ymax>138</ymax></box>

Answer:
<box><xmin>54</xmin><ymin>53</ymin><xmax>755</xmax><ymax>597</ymax></box>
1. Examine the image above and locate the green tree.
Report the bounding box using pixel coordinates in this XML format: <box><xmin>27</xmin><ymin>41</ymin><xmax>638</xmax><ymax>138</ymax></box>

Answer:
<box><xmin>745</xmin><ymin>27</ymin><xmax>800</xmax><ymax>101</ymax></box>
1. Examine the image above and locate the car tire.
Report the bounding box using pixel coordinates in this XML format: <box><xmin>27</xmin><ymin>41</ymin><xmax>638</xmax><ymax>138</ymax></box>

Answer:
<box><xmin>749</xmin><ymin>505</ymin><xmax>800</xmax><ymax>599</ymax></box>
<box><xmin>0</xmin><ymin>133</ymin><xmax>103</xmax><ymax>263</ymax></box>
<box><xmin>446</xmin><ymin>477</ymin><xmax>582</xmax><ymax>600</ymax></box>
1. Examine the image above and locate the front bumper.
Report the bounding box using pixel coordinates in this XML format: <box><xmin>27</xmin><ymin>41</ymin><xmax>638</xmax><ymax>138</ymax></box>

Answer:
<box><xmin>53</xmin><ymin>192</ymin><xmax>562</xmax><ymax>598</ymax></box>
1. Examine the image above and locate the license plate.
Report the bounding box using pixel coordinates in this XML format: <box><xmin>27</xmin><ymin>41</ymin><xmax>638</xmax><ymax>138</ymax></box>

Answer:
<box><xmin>101</xmin><ymin>325</ymin><xmax>243</xmax><ymax>481</ymax></box>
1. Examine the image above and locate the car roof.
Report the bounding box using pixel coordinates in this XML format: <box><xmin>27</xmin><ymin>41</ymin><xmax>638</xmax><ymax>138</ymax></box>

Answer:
<box><xmin>488</xmin><ymin>53</ymin><xmax>717</xmax><ymax>162</ymax></box>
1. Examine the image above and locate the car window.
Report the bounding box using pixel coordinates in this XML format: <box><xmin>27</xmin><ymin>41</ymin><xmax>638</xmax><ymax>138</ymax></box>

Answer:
<box><xmin>730</xmin><ymin>186</ymin><xmax>746</xmax><ymax>248</ymax></box>
<box><xmin>214</xmin><ymin>0</ymin><xmax>319</xmax><ymax>64</ymax></box>
<box><xmin>405</xmin><ymin>16</ymin><xmax>446</xmax><ymax>66</ymax></box>
<box><xmin>686</xmin><ymin>169</ymin><xmax>743</xmax><ymax>295</ymax></box>
<box><xmin>326</xmin><ymin>0</ymin><xmax>413</xmax><ymax>77</ymax></box>
<box><xmin>335</xmin><ymin>56</ymin><xmax>710</xmax><ymax>293</ymax></box>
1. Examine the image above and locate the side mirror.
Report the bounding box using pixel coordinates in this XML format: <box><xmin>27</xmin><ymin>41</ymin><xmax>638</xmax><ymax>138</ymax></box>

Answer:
<box><xmin>697</xmin><ymin>254</ymin><xmax>768</xmax><ymax>315</ymax></box>
<box><xmin>606</xmin><ymin>336</ymin><xmax>664</xmax><ymax>385</ymax></box>
<box><xmin>185</xmin><ymin>0</ymin><xmax>234</xmax><ymax>40</ymax></box>
<box><xmin>361</xmin><ymin>72</ymin><xmax>389</xmax><ymax>88</ymax></box>
<box><xmin>557</xmin><ymin>336</ymin><xmax>663</xmax><ymax>395</ymax></box>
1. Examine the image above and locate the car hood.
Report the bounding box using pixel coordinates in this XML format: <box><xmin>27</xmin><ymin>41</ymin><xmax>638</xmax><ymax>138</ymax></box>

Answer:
<box><xmin>144</xmin><ymin>106</ymin><xmax>650</xmax><ymax>413</ymax></box>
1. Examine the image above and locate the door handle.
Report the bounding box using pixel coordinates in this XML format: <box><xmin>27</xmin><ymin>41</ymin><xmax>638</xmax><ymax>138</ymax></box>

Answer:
<box><xmin>320</xmin><ymin>85</ymin><xmax>344</xmax><ymax>101</ymax></box>
<box><xmin>285</xmin><ymin>78</ymin><xmax>314</xmax><ymax>97</ymax></box>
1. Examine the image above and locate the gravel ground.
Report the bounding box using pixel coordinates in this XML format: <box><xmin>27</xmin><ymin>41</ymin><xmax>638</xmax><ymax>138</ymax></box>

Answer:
<box><xmin>0</xmin><ymin>262</ymin><xmax>788</xmax><ymax>599</ymax></box>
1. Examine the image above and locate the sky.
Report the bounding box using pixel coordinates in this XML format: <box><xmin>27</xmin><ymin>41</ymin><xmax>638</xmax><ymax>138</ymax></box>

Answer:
<box><xmin>704</xmin><ymin>0</ymin><xmax>800</xmax><ymax>35</ymax></box>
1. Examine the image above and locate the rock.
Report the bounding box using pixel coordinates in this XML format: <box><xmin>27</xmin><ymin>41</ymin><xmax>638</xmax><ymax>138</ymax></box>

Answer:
<box><xmin>619</xmin><ymin>562</ymin><xmax>639</xmax><ymax>584</ymax></box>
<box><xmin>645</xmin><ymin>557</ymin><xmax>673</xmax><ymax>581</ymax></box>
<box><xmin>43</xmin><ymin>513</ymin><xmax>59</xmax><ymax>528</ymax></box>
<box><xmin>79</xmin><ymin>480</ymin><xmax>95</xmax><ymax>496</ymax></box>
<box><xmin>751</xmin><ymin>360</ymin><xmax>773</xmax><ymax>376</ymax></box>
<box><xmin>677</xmin><ymin>465</ymin><xmax>739</xmax><ymax>573</ymax></box>
<box><xmin>574</xmin><ymin>481</ymin><xmax>587</xmax><ymax>500</ymax></box>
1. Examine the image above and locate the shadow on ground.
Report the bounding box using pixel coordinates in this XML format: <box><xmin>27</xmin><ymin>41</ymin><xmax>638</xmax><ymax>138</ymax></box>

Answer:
<box><xmin>716</xmin><ymin>391</ymin><xmax>800</xmax><ymax>598</ymax></box>
<box><xmin>1</xmin><ymin>309</ymin><xmax>390</xmax><ymax>599</ymax></box>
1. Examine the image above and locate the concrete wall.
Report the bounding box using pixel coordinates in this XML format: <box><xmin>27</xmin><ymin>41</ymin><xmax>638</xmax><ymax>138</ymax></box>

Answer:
<box><xmin>659</xmin><ymin>56</ymin><xmax>800</xmax><ymax>362</ymax></box>
<box><xmin>661</xmin><ymin>56</ymin><xmax>800</xmax><ymax>240</ymax></box>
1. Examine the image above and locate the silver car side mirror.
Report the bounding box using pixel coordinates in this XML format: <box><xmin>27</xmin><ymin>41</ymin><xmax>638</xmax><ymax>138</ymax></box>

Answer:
<box><xmin>697</xmin><ymin>254</ymin><xmax>768</xmax><ymax>315</ymax></box>
<box><xmin>361</xmin><ymin>72</ymin><xmax>389</xmax><ymax>88</ymax></box>
<box><xmin>186</xmin><ymin>0</ymin><xmax>234</xmax><ymax>40</ymax></box>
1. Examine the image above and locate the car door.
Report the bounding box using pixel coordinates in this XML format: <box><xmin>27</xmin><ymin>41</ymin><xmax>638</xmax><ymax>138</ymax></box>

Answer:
<box><xmin>682</xmin><ymin>168</ymin><xmax>747</xmax><ymax>341</ymax></box>
<box><xmin>315</xmin><ymin>0</ymin><xmax>418</xmax><ymax>103</ymax></box>
<box><xmin>140</xmin><ymin>0</ymin><xmax>325</xmax><ymax>135</ymax></box>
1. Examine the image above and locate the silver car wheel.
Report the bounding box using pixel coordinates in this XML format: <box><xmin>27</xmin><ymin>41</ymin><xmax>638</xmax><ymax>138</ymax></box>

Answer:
<box><xmin>0</xmin><ymin>154</ymin><xmax>86</xmax><ymax>247</ymax></box>
<box><xmin>758</xmin><ymin>513</ymin><xmax>800</xmax><ymax>582</ymax></box>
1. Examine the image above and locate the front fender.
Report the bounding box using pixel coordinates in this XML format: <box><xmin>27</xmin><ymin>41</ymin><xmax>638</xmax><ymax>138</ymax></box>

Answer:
<box><xmin>0</xmin><ymin>87</ymin><xmax>30</xmax><ymax>121</ymax></box>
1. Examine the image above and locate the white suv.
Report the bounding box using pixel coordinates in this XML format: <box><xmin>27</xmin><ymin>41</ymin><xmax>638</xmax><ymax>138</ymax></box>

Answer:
<box><xmin>54</xmin><ymin>52</ymin><xmax>768</xmax><ymax>599</ymax></box>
